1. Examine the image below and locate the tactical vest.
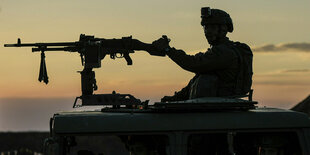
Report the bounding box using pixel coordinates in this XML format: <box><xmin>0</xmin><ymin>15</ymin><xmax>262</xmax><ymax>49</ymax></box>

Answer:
<box><xmin>231</xmin><ymin>42</ymin><xmax>253</xmax><ymax>96</ymax></box>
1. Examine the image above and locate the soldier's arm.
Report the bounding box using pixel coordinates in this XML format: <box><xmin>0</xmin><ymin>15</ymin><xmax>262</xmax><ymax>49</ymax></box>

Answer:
<box><xmin>167</xmin><ymin>46</ymin><xmax>237</xmax><ymax>74</ymax></box>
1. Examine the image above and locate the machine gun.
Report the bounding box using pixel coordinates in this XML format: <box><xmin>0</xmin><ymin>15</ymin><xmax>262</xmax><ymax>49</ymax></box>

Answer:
<box><xmin>5</xmin><ymin>34</ymin><xmax>164</xmax><ymax>107</ymax></box>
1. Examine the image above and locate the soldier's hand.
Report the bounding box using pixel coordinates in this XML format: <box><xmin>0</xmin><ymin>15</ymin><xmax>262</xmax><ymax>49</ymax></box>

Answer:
<box><xmin>152</xmin><ymin>35</ymin><xmax>170</xmax><ymax>51</ymax></box>
<box><xmin>150</xmin><ymin>35</ymin><xmax>171</xmax><ymax>56</ymax></box>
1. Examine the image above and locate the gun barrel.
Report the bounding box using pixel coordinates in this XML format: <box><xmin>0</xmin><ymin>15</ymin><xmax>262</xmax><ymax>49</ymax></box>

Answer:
<box><xmin>4</xmin><ymin>42</ymin><xmax>78</xmax><ymax>47</ymax></box>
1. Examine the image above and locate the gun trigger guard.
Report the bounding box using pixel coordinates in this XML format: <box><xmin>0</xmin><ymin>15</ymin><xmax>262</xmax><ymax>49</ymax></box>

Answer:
<box><xmin>110</xmin><ymin>54</ymin><xmax>115</xmax><ymax>59</ymax></box>
<box><xmin>116</xmin><ymin>53</ymin><xmax>123</xmax><ymax>58</ymax></box>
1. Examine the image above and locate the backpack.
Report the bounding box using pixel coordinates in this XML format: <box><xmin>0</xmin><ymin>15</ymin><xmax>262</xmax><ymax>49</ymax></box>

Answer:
<box><xmin>232</xmin><ymin>42</ymin><xmax>253</xmax><ymax>96</ymax></box>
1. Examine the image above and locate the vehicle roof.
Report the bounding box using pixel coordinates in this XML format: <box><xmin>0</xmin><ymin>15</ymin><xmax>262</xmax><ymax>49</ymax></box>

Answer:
<box><xmin>52</xmin><ymin>107</ymin><xmax>310</xmax><ymax>134</ymax></box>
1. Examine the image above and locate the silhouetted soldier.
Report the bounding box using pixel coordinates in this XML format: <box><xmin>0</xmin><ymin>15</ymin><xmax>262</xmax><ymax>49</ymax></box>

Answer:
<box><xmin>150</xmin><ymin>7</ymin><xmax>253</xmax><ymax>102</ymax></box>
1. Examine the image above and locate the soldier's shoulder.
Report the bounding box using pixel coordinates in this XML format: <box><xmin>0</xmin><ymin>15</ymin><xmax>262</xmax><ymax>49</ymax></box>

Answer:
<box><xmin>233</xmin><ymin>41</ymin><xmax>252</xmax><ymax>51</ymax></box>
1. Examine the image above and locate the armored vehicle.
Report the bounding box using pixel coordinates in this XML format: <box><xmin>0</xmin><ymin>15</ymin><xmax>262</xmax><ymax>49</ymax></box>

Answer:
<box><xmin>43</xmin><ymin>97</ymin><xmax>310</xmax><ymax>155</ymax></box>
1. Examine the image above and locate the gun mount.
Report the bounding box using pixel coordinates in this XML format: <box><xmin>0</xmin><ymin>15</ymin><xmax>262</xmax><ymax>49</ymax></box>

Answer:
<box><xmin>4</xmin><ymin>34</ymin><xmax>163</xmax><ymax>107</ymax></box>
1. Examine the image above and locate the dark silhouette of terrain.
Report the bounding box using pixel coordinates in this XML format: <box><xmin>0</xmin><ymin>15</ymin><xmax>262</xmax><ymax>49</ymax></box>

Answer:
<box><xmin>0</xmin><ymin>132</ymin><xmax>49</xmax><ymax>154</ymax></box>
<box><xmin>291</xmin><ymin>95</ymin><xmax>310</xmax><ymax>116</ymax></box>
<box><xmin>0</xmin><ymin>132</ymin><xmax>129</xmax><ymax>155</ymax></box>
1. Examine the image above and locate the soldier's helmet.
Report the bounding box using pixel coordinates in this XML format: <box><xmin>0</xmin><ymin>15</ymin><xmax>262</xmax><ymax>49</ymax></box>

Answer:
<box><xmin>201</xmin><ymin>7</ymin><xmax>234</xmax><ymax>33</ymax></box>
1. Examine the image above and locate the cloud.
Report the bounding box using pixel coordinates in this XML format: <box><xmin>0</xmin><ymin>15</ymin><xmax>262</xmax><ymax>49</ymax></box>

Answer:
<box><xmin>253</xmin><ymin>43</ymin><xmax>310</xmax><ymax>52</ymax></box>
<box><xmin>283</xmin><ymin>69</ymin><xmax>310</xmax><ymax>73</ymax></box>
<box><xmin>253</xmin><ymin>69</ymin><xmax>310</xmax><ymax>87</ymax></box>
<box><xmin>255</xmin><ymin>69</ymin><xmax>310</xmax><ymax>77</ymax></box>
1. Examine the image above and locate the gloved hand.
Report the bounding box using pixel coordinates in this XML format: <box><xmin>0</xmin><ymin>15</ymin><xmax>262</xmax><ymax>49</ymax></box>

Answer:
<box><xmin>148</xmin><ymin>35</ymin><xmax>171</xmax><ymax>56</ymax></box>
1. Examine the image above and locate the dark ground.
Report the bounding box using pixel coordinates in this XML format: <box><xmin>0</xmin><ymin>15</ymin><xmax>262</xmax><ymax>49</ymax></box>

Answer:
<box><xmin>291</xmin><ymin>95</ymin><xmax>310</xmax><ymax>116</ymax></box>
<box><xmin>0</xmin><ymin>132</ymin><xmax>49</xmax><ymax>154</ymax></box>
<box><xmin>0</xmin><ymin>132</ymin><xmax>129</xmax><ymax>155</ymax></box>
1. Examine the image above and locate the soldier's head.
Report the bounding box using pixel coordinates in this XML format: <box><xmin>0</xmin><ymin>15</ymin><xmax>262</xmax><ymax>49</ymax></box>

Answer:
<box><xmin>201</xmin><ymin>7</ymin><xmax>233</xmax><ymax>45</ymax></box>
